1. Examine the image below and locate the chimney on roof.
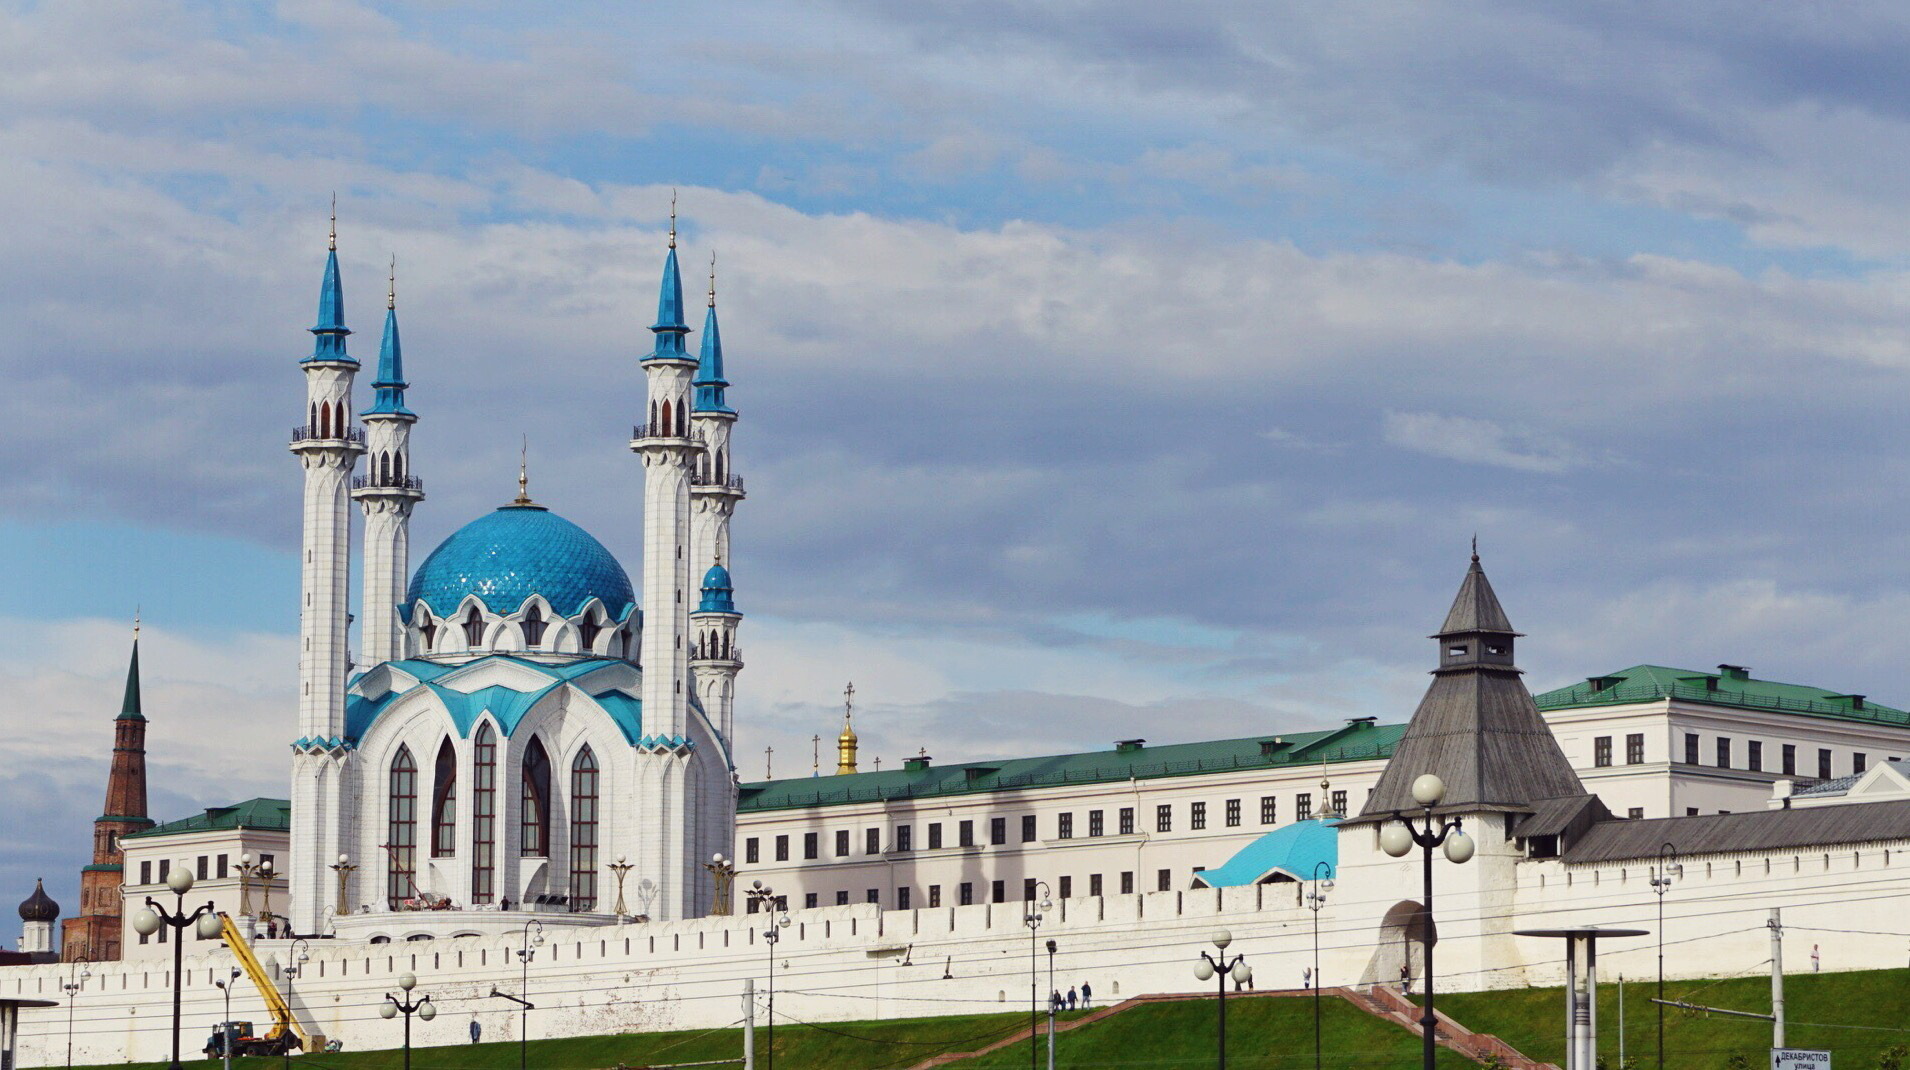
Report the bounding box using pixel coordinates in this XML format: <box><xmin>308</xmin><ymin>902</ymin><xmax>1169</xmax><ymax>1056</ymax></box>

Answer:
<box><xmin>1115</xmin><ymin>739</ymin><xmax>1145</xmax><ymax>754</ymax></box>
<box><xmin>1718</xmin><ymin>664</ymin><xmax>1751</xmax><ymax>681</ymax></box>
<box><xmin>1345</xmin><ymin>716</ymin><xmax>1377</xmax><ymax>729</ymax></box>
<box><xmin>904</xmin><ymin>751</ymin><xmax>932</xmax><ymax>773</ymax></box>
<box><xmin>1770</xmin><ymin>779</ymin><xmax>1794</xmax><ymax>810</ymax></box>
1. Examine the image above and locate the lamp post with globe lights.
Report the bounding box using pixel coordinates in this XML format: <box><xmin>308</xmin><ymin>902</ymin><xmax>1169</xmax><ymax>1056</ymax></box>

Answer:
<box><xmin>379</xmin><ymin>972</ymin><xmax>436</xmax><ymax>1070</ymax></box>
<box><xmin>1378</xmin><ymin>773</ymin><xmax>1475</xmax><ymax>1070</ymax></box>
<box><xmin>703</xmin><ymin>853</ymin><xmax>736</xmax><ymax>915</ymax></box>
<box><xmin>607</xmin><ymin>856</ymin><xmax>635</xmax><ymax>917</ymax></box>
<box><xmin>1023</xmin><ymin>881</ymin><xmax>1052</xmax><ymax>1070</ymax></box>
<box><xmin>1307</xmin><ymin>861</ymin><xmax>1334</xmax><ymax>1070</ymax></box>
<box><xmin>130</xmin><ymin>865</ymin><xmax>223</xmax><ymax>1070</ymax></box>
<box><xmin>235</xmin><ymin>853</ymin><xmax>265</xmax><ymax>919</ymax></box>
<box><xmin>212</xmin><ymin>969</ymin><xmax>241</xmax><ymax>1070</ymax></box>
<box><xmin>1649</xmin><ymin>843</ymin><xmax>1682</xmax><ymax>1070</ymax></box>
<box><xmin>1192</xmin><ymin>929</ymin><xmax>1252</xmax><ymax>1070</ymax></box>
<box><xmin>745</xmin><ymin>882</ymin><xmax>791</xmax><ymax>1070</ymax></box>
<box><xmin>61</xmin><ymin>957</ymin><xmax>89</xmax><ymax>1070</ymax></box>
<box><xmin>329</xmin><ymin>854</ymin><xmax>357</xmax><ymax>916</ymax></box>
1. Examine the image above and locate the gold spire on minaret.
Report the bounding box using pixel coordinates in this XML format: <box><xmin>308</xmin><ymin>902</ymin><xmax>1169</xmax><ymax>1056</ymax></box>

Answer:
<box><xmin>388</xmin><ymin>255</ymin><xmax>396</xmax><ymax>310</ymax></box>
<box><xmin>513</xmin><ymin>436</ymin><xmax>535</xmax><ymax>506</ymax></box>
<box><xmin>328</xmin><ymin>192</ymin><xmax>337</xmax><ymax>251</ymax></box>
<box><xmin>709</xmin><ymin>250</ymin><xmax>717</xmax><ymax>307</ymax></box>
<box><xmin>668</xmin><ymin>188</ymin><xmax>678</xmax><ymax>250</ymax></box>
<box><xmin>836</xmin><ymin>682</ymin><xmax>859</xmax><ymax>775</ymax></box>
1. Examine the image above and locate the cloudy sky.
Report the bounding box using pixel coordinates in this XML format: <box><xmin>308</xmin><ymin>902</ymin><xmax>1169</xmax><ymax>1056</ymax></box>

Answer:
<box><xmin>10</xmin><ymin>1</ymin><xmax>1910</xmax><ymax>929</ymax></box>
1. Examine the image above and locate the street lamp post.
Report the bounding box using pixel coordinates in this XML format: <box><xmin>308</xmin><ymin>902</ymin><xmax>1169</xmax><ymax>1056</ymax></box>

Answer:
<box><xmin>281</xmin><ymin>941</ymin><xmax>311</xmax><ymax>1070</ymax></box>
<box><xmin>1023</xmin><ymin>881</ymin><xmax>1053</xmax><ymax>1070</ymax></box>
<box><xmin>257</xmin><ymin>859</ymin><xmax>276</xmax><ymax>930</ymax></box>
<box><xmin>746</xmin><ymin>882</ymin><xmax>791</xmax><ymax>1070</ymax></box>
<box><xmin>1307</xmin><ymin>861</ymin><xmax>1334</xmax><ymax>1070</ymax></box>
<box><xmin>607</xmin><ymin>856</ymin><xmax>635</xmax><ymax>917</ymax></box>
<box><xmin>212</xmin><ymin>969</ymin><xmax>241</xmax><ymax>1070</ymax></box>
<box><xmin>1649</xmin><ymin>843</ymin><xmax>1681</xmax><ymax>1070</ymax></box>
<box><xmin>512</xmin><ymin>919</ymin><xmax>544</xmax><ymax>1070</ymax></box>
<box><xmin>1193</xmin><ymin>929</ymin><xmax>1252</xmax><ymax>1070</ymax></box>
<box><xmin>61</xmin><ymin>957</ymin><xmax>89</xmax><ymax>1070</ymax></box>
<box><xmin>1045</xmin><ymin>938</ymin><xmax>1058</xmax><ymax>1070</ymax></box>
<box><xmin>378</xmin><ymin>972</ymin><xmax>436</xmax><ymax>1070</ymax></box>
<box><xmin>329</xmin><ymin>854</ymin><xmax>357</xmax><ymax>917</ymax></box>
<box><xmin>235</xmin><ymin>853</ymin><xmax>265</xmax><ymax>920</ymax></box>
<box><xmin>1378</xmin><ymin>773</ymin><xmax>1476</xmax><ymax>1070</ymax></box>
<box><xmin>703</xmin><ymin>853</ymin><xmax>736</xmax><ymax>915</ymax></box>
<box><xmin>130</xmin><ymin>865</ymin><xmax>224</xmax><ymax>1070</ymax></box>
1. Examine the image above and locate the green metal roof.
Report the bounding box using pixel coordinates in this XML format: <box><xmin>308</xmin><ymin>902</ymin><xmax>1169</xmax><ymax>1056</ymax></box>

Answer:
<box><xmin>739</xmin><ymin>721</ymin><xmax>1404</xmax><ymax>813</ymax></box>
<box><xmin>122</xmin><ymin>798</ymin><xmax>291</xmax><ymax>841</ymax></box>
<box><xmin>1534</xmin><ymin>665</ymin><xmax>1910</xmax><ymax>727</ymax></box>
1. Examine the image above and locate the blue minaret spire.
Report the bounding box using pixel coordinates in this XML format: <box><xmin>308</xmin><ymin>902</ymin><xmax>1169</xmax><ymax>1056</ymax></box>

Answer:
<box><xmin>365</xmin><ymin>257</ymin><xmax>413</xmax><ymax>416</ymax></box>
<box><xmin>647</xmin><ymin>190</ymin><xmax>691</xmax><ymax>362</ymax></box>
<box><xmin>307</xmin><ymin>195</ymin><xmax>355</xmax><ymax>364</ymax></box>
<box><xmin>694</xmin><ymin>252</ymin><xmax>733</xmax><ymax>413</ymax></box>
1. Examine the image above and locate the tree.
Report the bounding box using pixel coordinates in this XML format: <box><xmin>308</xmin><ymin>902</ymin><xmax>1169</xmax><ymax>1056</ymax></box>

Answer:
<box><xmin>1878</xmin><ymin>1042</ymin><xmax>1909</xmax><ymax>1070</ymax></box>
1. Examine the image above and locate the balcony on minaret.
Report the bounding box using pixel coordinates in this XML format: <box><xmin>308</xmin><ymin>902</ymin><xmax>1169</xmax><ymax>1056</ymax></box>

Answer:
<box><xmin>352</xmin><ymin>473</ymin><xmax>425</xmax><ymax>493</ymax></box>
<box><xmin>690</xmin><ymin>470</ymin><xmax>745</xmax><ymax>494</ymax></box>
<box><xmin>291</xmin><ymin>423</ymin><xmax>366</xmax><ymax>446</ymax></box>
<box><xmin>631</xmin><ymin>418</ymin><xmax>704</xmax><ymax>448</ymax></box>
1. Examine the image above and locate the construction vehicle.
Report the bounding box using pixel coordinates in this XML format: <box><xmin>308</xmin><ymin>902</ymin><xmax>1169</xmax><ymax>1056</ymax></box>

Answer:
<box><xmin>214</xmin><ymin>912</ymin><xmax>325</xmax><ymax>1054</ymax></box>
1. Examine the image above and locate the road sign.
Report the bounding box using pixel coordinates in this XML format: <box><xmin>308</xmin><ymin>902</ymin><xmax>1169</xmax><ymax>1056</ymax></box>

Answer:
<box><xmin>1772</xmin><ymin>1050</ymin><xmax>1830</xmax><ymax>1069</ymax></box>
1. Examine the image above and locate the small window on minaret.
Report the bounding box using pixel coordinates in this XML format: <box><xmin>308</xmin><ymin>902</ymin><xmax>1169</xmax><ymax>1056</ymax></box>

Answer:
<box><xmin>1448</xmin><ymin>645</ymin><xmax>1468</xmax><ymax>656</ymax></box>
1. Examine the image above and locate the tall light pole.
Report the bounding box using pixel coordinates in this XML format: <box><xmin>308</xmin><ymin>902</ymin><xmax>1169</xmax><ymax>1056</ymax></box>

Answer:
<box><xmin>235</xmin><ymin>853</ymin><xmax>265</xmax><ymax>919</ymax></box>
<box><xmin>378</xmin><ymin>972</ymin><xmax>436</xmax><ymax>1070</ymax></box>
<box><xmin>746</xmin><ymin>881</ymin><xmax>790</xmax><ymax>1070</ymax></box>
<box><xmin>329</xmin><ymin>854</ymin><xmax>357</xmax><ymax>916</ymax></box>
<box><xmin>1649</xmin><ymin>843</ymin><xmax>1681</xmax><ymax>1070</ymax></box>
<box><xmin>1378</xmin><ymin>773</ymin><xmax>1476</xmax><ymax>1070</ymax></box>
<box><xmin>130</xmin><ymin>865</ymin><xmax>224</xmax><ymax>1070</ymax></box>
<box><xmin>1024</xmin><ymin>880</ymin><xmax>1052</xmax><ymax>1070</ymax></box>
<box><xmin>1045</xmin><ymin>938</ymin><xmax>1058</xmax><ymax>1070</ymax></box>
<box><xmin>61</xmin><ymin>957</ymin><xmax>89</xmax><ymax>1070</ymax></box>
<box><xmin>257</xmin><ymin>859</ymin><xmax>276</xmax><ymax>930</ymax></box>
<box><xmin>281</xmin><ymin>941</ymin><xmax>311</xmax><ymax>1070</ymax></box>
<box><xmin>212</xmin><ymin>969</ymin><xmax>241</xmax><ymax>1070</ymax></box>
<box><xmin>1307</xmin><ymin>861</ymin><xmax>1334</xmax><ymax>1070</ymax></box>
<box><xmin>1193</xmin><ymin>929</ymin><xmax>1252</xmax><ymax>1070</ymax></box>
<box><xmin>512</xmin><ymin>919</ymin><xmax>544</xmax><ymax>1070</ymax></box>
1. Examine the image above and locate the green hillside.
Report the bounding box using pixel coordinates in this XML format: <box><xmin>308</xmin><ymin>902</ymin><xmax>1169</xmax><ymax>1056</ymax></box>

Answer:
<box><xmin>1437</xmin><ymin>966</ymin><xmax>1910</xmax><ymax>1070</ymax></box>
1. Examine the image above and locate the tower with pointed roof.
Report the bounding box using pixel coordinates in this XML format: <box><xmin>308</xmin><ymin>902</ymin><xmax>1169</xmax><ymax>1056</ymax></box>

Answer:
<box><xmin>354</xmin><ymin>261</ymin><xmax>425</xmax><ymax>669</ymax></box>
<box><xmin>689</xmin><ymin>254</ymin><xmax>745</xmax><ymax>750</ymax></box>
<box><xmin>63</xmin><ymin>632</ymin><xmax>153</xmax><ymax>961</ymax></box>
<box><xmin>289</xmin><ymin>206</ymin><xmax>366</xmax><ymax>935</ymax></box>
<box><xmin>17</xmin><ymin>880</ymin><xmax>60</xmax><ymax>961</ymax></box>
<box><xmin>630</xmin><ymin>203</ymin><xmax>707</xmax><ymax>919</ymax></box>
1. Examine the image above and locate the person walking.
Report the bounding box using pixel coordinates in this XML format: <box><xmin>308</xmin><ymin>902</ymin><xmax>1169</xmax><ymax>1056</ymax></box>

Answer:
<box><xmin>1303</xmin><ymin>965</ymin><xmax>1313</xmax><ymax>990</ymax></box>
<box><xmin>1812</xmin><ymin>944</ymin><xmax>1821</xmax><ymax>972</ymax></box>
<box><xmin>1067</xmin><ymin>986</ymin><xmax>1078</xmax><ymax>1010</ymax></box>
<box><xmin>470</xmin><ymin>1018</ymin><xmax>481</xmax><ymax>1045</ymax></box>
<box><xmin>1400</xmin><ymin>962</ymin><xmax>1412</xmax><ymax>996</ymax></box>
<box><xmin>1080</xmin><ymin>982</ymin><xmax>1092</xmax><ymax>1009</ymax></box>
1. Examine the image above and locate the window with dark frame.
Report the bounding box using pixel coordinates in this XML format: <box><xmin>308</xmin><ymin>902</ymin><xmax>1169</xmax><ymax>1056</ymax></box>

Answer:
<box><xmin>1156</xmin><ymin>804</ymin><xmax>1172</xmax><ymax>833</ymax></box>
<box><xmin>1331</xmin><ymin>790</ymin><xmax>1348</xmax><ymax>817</ymax></box>
<box><xmin>1121</xmin><ymin>871</ymin><xmax>1134</xmax><ymax>894</ymax></box>
<box><xmin>1059</xmin><ymin>876</ymin><xmax>1072</xmax><ymax>898</ymax></box>
<box><xmin>520</xmin><ymin>737</ymin><xmax>551</xmax><ymax>857</ymax></box>
<box><xmin>1593</xmin><ymin>736</ymin><xmax>1612</xmax><ymax>767</ymax></box>
<box><xmin>471</xmin><ymin>723</ymin><xmax>497</xmax><ymax>903</ymax></box>
<box><xmin>1748</xmin><ymin>741</ymin><xmax>1764</xmax><ymax>772</ymax></box>
<box><xmin>1820</xmin><ymin>748</ymin><xmax>1834</xmax><ymax>780</ymax></box>
<box><xmin>1717</xmin><ymin>737</ymin><xmax>1732</xmax><ymax>769</ymax></box>
<box><xmin>431</xmin><ymin>738</ymin><xmax>457</xmax><ymax>858</ymax></box>
<box><xmin>928</xmin><ymin>823</ymin><xmax>943</xmax><ymax>850</ymax></box>
<box><xmin>1157</xmin><ymin>868</ymin><xmax>1171</xmax><ymax>892</ymax></box>
<box><xmin>1225</xmin><ymin>799</ymin><xmax>1241</xmax><ymax>827</ymax></box>
<box><xmin>896</xmin><ymin>825</ymin><xmax>913</xmax><ymax>852</ymax></box>
<box><xmin>991</xmin><ymin>817</ymin><xmax>1007</xmax><ymax>845</ymax></box>
<box><xmin>1783</xmin><ymin>744</ymin><xmax>1797</xmax><ymax>775</ymax></box>
<box><xmin>1685</xmin><ymin>733</ymin><xmax>1700</xmax><ymax>765</ymax></box>
<box><xmin>569</xmin><ymin>746</ymin><xmax>599</xmax><ymax>911</ymax></box>
<box><xmin>804</xmin><ymin>832</ymin><xmax>819</xmax><ymax>860</ymax></box>
<box><xmin>387</xmin><ymin>746</ymin><xmax>416</xmax><ymax>908</ymax></box>
<box><xmin>960</xmin><ymin>883</ymin><xmax>974</xmax><ymax>906</ymax></box>
<box><xmin>867</xmin><ymin>828</ymin><xmax>881</xmax><ymax>855</ymax></box>
<box><xmin>1856</xmin><ymin>753</ymin><xmax>1869</xmax><ymax>774</ymax></box>
<box><xmin>1090</xmin><ymin>874</ymin><xmax>1102</xmax><ymax>896</ymax></box>
<box><xmin>991</xmin><ymin>880</ymin><xmax>1005</xmax><ymax>903</ymax></box>
<box><xmin>1626</xmin><ymin>734</ymin><xmax>1645</xmax><ymax>765</ymax></box>
<box><xmin>1260</xmin><ymin>796</ymin><xmax>1276</xmax><ymax>824</ymax></box>
<box><xmin>775</xmin><ymin>835</ymin><xmax>789</xmax><ymax>862</ymax></box>
<box><xmin>960</xmin><ymin>820</ymin><xmax>974</xmax><ymax>847</ymax></box>
<box><xmin>746</xmin><ymin>838</ymin><xmax>760</xmax><ymax>863</ymax></box>
<box><xmin>1021</xmin><ymin>815</ymin><xmax>1037</xmax><ymax>842</ymax></box>
<box><xmin>836</xmin><ymin>830</ymin><xmax>850</xmax><ymax>857</ymax></box>
<box><xmin>1058</xmin><ymin>813</ymin><xmax>1074</xmax><ymax>839</ymax></box>
<box><xmin>1191</xmin><ymin>802</ymin><xmax>1207</xmax><ymax>830</ymax></box>
<box><xmin>928</xmin><ymin>885</ymin><xmax>941</xmax><ymax>908</ymax></box>
<box><xmin>1089</xmin><ymin>810</ymin><xmax>1104</xmax><ymax>837</ymax></box>
<box><xmin>1296</xmin><ymin>793</ymin><xmax>1312</xmax><ymax>821</ymax></box>
<box><xmin>1119</xmin><ymin>807</ymin><xmax>1135</xmax><ymax>835</ymax></box>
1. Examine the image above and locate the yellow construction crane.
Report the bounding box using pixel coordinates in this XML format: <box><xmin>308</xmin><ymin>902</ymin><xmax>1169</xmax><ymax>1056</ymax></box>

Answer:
<box><xmin>213</xmin><ymin>912</ymin><xmax>323</xmax><ymax>1055</ymax></box>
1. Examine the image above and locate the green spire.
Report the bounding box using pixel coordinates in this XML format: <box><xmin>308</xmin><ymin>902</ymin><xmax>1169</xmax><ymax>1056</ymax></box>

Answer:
<box><xmin>118</xmin><ymin>621</ymin><xmax>144</xmax><ymax>722</ymax></box>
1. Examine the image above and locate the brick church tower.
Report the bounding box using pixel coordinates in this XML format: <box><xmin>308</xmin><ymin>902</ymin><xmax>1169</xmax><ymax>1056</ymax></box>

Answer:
<box><xmin>63</xmin><ymin>628</ymin><xmax>155</xmax><ymax>961</ymax></box>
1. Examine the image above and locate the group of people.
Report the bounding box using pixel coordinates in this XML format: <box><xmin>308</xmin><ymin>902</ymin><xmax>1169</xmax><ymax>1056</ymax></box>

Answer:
<box><xmin>1047</xmin><ymin>983</ymin><xmax>1093</xmax><ymax>1012</ymax></box>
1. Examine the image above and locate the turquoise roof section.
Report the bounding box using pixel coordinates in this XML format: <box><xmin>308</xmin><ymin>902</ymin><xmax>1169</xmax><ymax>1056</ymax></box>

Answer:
<box><xmin>693</xmin><ymin>302</ymin><xmax>733</xmax><ymax>413</ymax></box>
<box><xmin>741</xmin><ymin>720</ymin><xmax>1404</xmax><ymax>812</ymax></box>
<box><xmin>304</xmin><ymin>247</ymin><xmax>355</xmax><ymax>364</ymax></box>
<box><xmin>1194</xmin><ymin>819</ymin><xmax>1338</xmax><ymax>888</ymax></box>
<box><xmin>344</xmin><ymin>656</ymin><xmax>643</xmax><ymax>744</ymax></box>
<box><xmin>1535</xmin><ymin>664</ymin><xmax>1910</xmax><ymax>727</ymax></box>
<box><xmin>697</xmin><ymin>563</ymin><xmax>737</xmax><ymax>614</ymax></box>
<box><xmin>647</xmin><ymin>246</ymin><xmax>691</xmax><ymax>361</ymax></box>
<box><xmin>363</xmin><ymin>304</ymin><xmax>413</xmax><ymax>417</ymax></box>
<box><xmin>407</xmin><ymin>504</ymin><xmax>636</xmax><ymax>620</ymax></box>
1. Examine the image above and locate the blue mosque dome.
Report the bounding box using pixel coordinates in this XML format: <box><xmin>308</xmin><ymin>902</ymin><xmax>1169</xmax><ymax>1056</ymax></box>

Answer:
<box><xmin>408</xmin><ymin>504</ymin><xmax>636</xmax><ymax>620</ymax></box>
<box><xmin>697</xmin><ymin>563</ymin><xmax>737</xmax><ymax>614</ymax></box>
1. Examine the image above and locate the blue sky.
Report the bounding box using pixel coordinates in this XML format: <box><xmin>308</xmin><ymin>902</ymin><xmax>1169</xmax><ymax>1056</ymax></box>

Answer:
<box><xmin>12</xmin><ymin>0</ymin><xmax>1910</xmax><ymax>929</ymax></box>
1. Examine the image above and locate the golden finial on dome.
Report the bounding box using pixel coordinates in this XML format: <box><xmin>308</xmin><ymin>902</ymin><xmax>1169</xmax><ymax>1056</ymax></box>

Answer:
<box><xmin>836</xmin><ymin>682</ymin><xmax>859</xmax><ymax>775</ymax></box>
<box><xmin>668</xmin><ymin>188</ymin><xmax>677</xmax><ymax>250</ymax></box>
<box><xmin>512</xmin><ymin>435</ymin><xmax>535</xmax><ymax>506</ymax></box>
<box><xmin>328</xmin><ymin>192</ymin><xmax>337</xmax><ymax>251</ymax></box>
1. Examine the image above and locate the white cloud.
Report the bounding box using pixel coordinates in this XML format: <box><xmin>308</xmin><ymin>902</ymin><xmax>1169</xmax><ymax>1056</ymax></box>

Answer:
<box><xmin>1381</xmin><ymin>410</ymin><xmax>1580</xmax><ymax>474</ymax></box>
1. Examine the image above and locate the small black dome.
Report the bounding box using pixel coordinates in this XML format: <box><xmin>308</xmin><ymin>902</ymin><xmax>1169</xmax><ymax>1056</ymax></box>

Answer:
<box><xmin>18</xmin><ymin>879</ymin><xmax>58</xmax><ymax>923</ymax></box>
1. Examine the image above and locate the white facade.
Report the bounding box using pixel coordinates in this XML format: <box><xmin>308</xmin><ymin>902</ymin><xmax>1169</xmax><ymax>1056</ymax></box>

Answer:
<box><xmin>118</xmin><ymin>821</ymin><xmax>291</xmax><ymax>962</ymax></box>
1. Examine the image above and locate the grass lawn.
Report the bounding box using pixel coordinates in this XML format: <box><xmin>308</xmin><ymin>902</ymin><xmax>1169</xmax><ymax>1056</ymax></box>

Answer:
<box><xmin>957</xmin><ymin>995</ymin><xmax>1477</xmax><ymax>1070</ymax></box>
<box><xmin>70</xmin><ymin>1010</ymin><xmax>1039</xmax><ymax>1070</ymax></box>
<box><xmin>1437</xmin><ymin>966</ymin><xmax>1910</xmax><ymax>1070</ymax></box>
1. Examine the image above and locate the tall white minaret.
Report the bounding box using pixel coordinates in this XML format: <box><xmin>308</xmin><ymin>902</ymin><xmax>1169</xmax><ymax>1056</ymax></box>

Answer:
<box><xmin>353</xmin><ymin>260</ymin><xmax>424</xmax><ymax>668</ymax></box>
<box><xmin>689</xmin><ymin>254</ymin><xmax>744</xmax><ymax>747</ymax></box>
<box><xmin>289</xmin><ymin>206</ymin><xmax>365</xmax><ymax>936</ymax></box>
<box><xmin>630</xmin><ymin>204</ymin><xmax>700</xmax><ymax>920</ymax></box>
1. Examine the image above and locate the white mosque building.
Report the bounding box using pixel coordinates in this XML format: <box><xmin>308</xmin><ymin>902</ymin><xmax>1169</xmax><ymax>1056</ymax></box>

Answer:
<box><xmin>286</xmin><ymin>209</ymin><xmax>744</xmax><ymax>940</ymax></box>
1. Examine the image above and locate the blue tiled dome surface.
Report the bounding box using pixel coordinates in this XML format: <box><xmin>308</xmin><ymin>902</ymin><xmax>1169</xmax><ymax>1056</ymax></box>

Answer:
<box><xmin>408</xmin><ymin>505</ymin><xmax>636</xmax><ymax>620</ymax></box>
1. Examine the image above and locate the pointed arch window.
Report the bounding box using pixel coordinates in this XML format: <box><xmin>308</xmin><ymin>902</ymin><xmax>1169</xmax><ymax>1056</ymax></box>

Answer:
<box><xmin>471</xmin><ymin>725</ymin><xmax>496</xmax><ymax>903</ymax></box>
<box><xmin>417</xmin><ymin>611</ymin><xmax>437</xmax><ymax>650</ymax></box>
<box><xmin>521</xmin><ymin>737</ymin><xmax>551</xmax><ymax>857</ymax></box>
<box><xmin>569</xmin><ymin>747</ymin><xmax>599</xmax><ymax>911</ymax></box>
<box><xmin>388</xmin><ymin>746</ymin><xmax>418</xmax><ymax>907</ymax></box>
<box><xmin>660</xmin><ymin>399</ymin><xmax>672</xmax><ymax>438</ymax></box>
<box><xmin>431</xmin><ymin>738</ymin><xmax>457</xmax><ymax>857</ymax></box>
<box><xmin>522</xmin><ymin>605</ymin><xmax>546</xmax><ymax>647</ymax></box>
<box><xmin>318</xmin><ymin>403</ymin><xmax>332</xmax><ymax>439</ymax></box>
<box><xmin>463</xmin><ymin>608</ymin><xmax>485</xmax><ymax>647</ymax></box>
<box><xmin>577</xmin><ymin>613</ymin><xmax>601</xmax><ymax>652</ymax></box>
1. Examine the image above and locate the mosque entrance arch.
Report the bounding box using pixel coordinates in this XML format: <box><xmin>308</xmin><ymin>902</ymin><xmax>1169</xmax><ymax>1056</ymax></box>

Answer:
<box><xmin>1361</xmin><ymin>899</ymin><xmax>1433</xmax><ymax>988</ymax></box>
